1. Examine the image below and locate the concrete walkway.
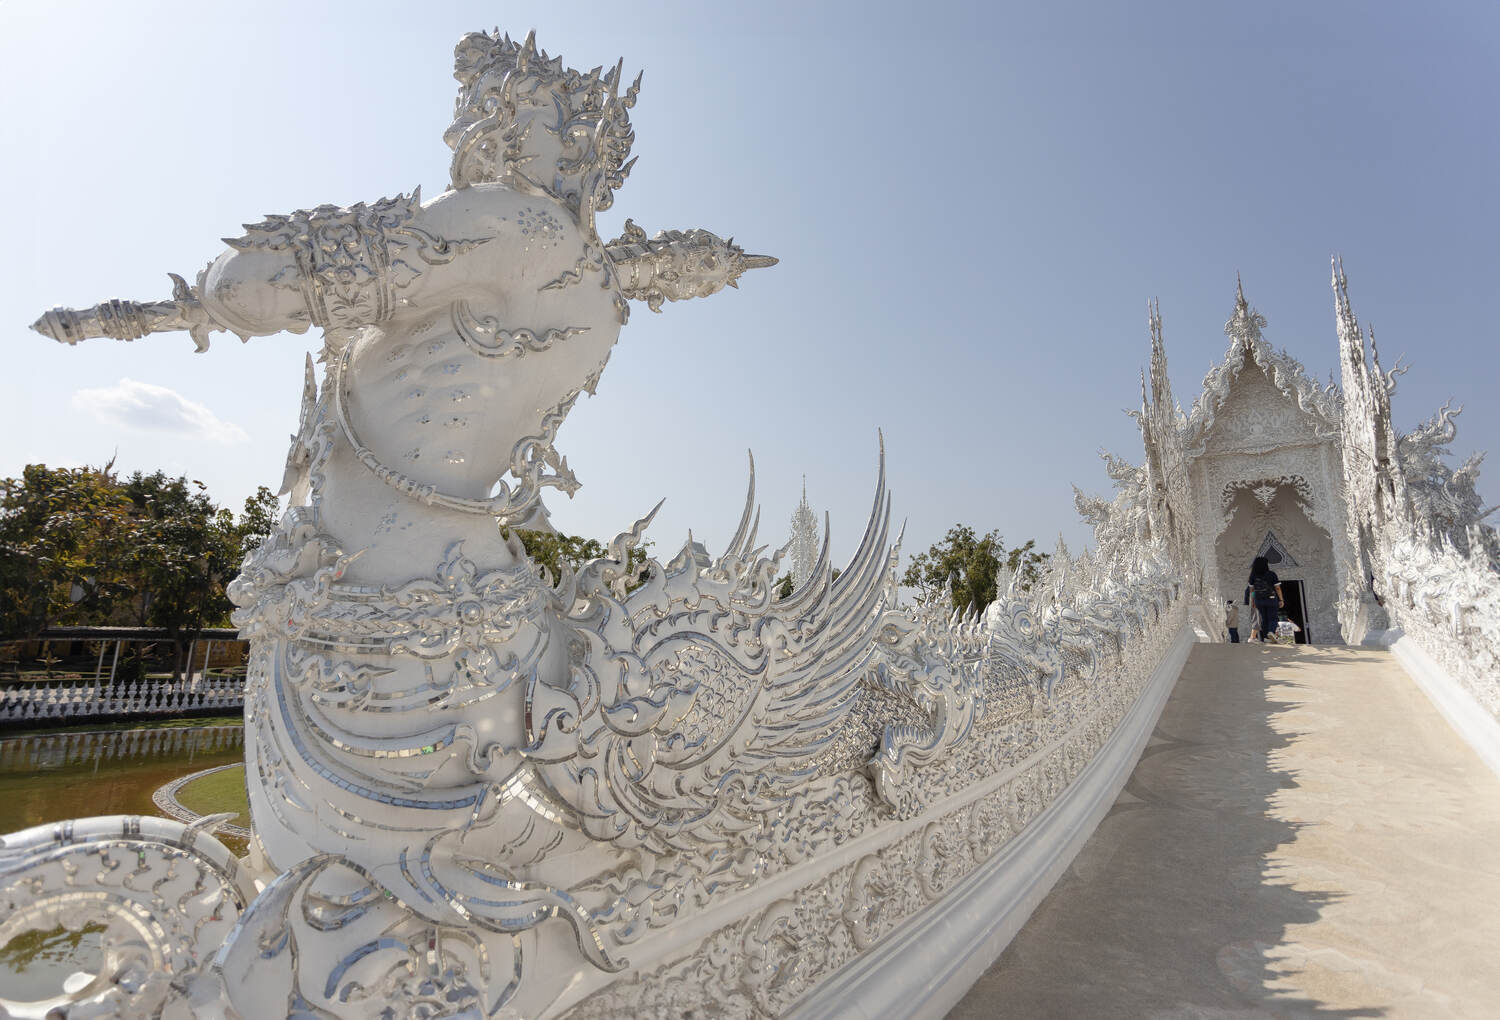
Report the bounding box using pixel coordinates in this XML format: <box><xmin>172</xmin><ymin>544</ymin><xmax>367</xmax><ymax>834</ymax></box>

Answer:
<box><xmin>950</xmin><ymin>644</ymin><xmax>1500</xmax><ymax>1019</ymax></box>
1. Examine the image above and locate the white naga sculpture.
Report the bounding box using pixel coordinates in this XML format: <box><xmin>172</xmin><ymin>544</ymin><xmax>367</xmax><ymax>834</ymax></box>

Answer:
<box><xmin>6</xmin><ymin>30</ymin><xmax>1194</xmax><ymax>1018</ymax></box>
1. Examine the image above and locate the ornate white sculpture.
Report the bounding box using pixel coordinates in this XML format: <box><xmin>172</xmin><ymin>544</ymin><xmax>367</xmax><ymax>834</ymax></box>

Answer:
<box><xmin>12</xmin><ymin>52</ymin><xmax>1494</xmax><ymax>1005</ymax></box>
<box><xmin>1087</xmin><ymin>266</ymin><xmax>1497</xmax><ymax>672</ymax></box>
<box><xmin>1333</xmin><ymin>259</ymin><xmax>1500</xmax><ymax>717</ymax></box>
<box><xmin>3</xmin><ymin>29</ymin><xmax>1207</xmax><ymax>1018</ymax></box>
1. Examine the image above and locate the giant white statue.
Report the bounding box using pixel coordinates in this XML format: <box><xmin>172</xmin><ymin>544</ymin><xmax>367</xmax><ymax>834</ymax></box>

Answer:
<box><xmin>3</xmin><ymin>30</ymin><xmax>1196</xmax><ymax>1018</ymax></box>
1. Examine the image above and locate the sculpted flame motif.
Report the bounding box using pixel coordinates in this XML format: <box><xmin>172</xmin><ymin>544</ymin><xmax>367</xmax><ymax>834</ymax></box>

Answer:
<box><xmin>12</xmin><ymin>28</ymin><xmax>1210</xmax><ymax>1019</ymax></box>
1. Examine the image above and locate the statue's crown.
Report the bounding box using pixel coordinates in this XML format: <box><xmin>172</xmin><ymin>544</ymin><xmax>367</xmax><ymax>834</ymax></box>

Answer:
<box><xmin>449</xmin><ymin>30</ymin><xmax>640</xmax><ymax>228</ymax></box>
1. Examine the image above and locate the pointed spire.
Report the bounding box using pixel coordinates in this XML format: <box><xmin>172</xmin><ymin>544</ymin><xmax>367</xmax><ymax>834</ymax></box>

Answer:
<box><xmin>788</xmin><ymin>476</ymin><xmax>819</xmax><ymax>588</ymax></box>
<box><xmin>1146</xmin><ymin>297</ymin><xmax>1172</xmax><ymax>414</ymax></box>
<box><xmin>1332</xmin><ymin>254</ymin><xmax>1367</xmax><ymax>384</ymax></box>
<box><xmin>1224</xmin><ymin>272</ymin><xmax>1267</xmax><ymax>352</ymax></box>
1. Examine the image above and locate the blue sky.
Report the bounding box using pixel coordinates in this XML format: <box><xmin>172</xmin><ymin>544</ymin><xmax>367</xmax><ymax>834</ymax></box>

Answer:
<box><xmin>3</xmin><ymin>0</ymin><xmax>1495</xmax><ymax>568</ymax></box>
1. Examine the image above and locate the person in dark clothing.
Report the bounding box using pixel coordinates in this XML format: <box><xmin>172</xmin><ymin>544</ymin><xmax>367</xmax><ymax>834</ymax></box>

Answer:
<box><xmin>1247</xmin><ymin>555</ymin><xmax>1283</xmax><ymax>642</ymax></box>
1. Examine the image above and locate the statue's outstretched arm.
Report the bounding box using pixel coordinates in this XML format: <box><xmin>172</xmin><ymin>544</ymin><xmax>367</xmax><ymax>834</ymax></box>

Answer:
<box><xmin>31</xmin><ymin>189</ymin><xmax>487</xmax><ymax>352</ymax></box>
<box><xmin>604</xmin><ymin>219</ymin><xmax>776</xmax><ymax>313</ymax></box>
<box><xmin>30</xmin><ymin>261</ymin><xmax>298</xmax><ymax>354</ymax></box>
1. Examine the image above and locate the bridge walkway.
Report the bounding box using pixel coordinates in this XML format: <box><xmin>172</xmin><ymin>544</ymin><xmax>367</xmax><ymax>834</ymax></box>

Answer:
<box><xmin>949</xmin><ymin>643</ymin><xmax>1500</xmax><ymax>1019</ymax></box>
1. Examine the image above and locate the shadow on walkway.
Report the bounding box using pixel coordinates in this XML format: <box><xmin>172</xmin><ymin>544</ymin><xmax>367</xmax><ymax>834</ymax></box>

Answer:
<box><xmin>949</xmin><ymin>643</ymin><xmax>1500</xmax><ymax>1018</ymax></box>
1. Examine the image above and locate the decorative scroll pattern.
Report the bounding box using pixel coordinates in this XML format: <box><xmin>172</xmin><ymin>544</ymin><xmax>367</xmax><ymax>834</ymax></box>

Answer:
<box><xmin>1198</xmin><ymin>446</ymin><xmax>1338</xmax><ymax>543</ymax></box>
<box><xmin>228</xmin><ymin>190</ymin><xmax>488</xmax><ymax>331</ymax></box>
<box><xmin>604</xmin><ymin>220</ymin><xmax>778</xmax><ymax>312</ymax></box>
<box><xmin>1220</xmin><ymin>475</ymin><xmax>1315</xmax><ymax>523</ymax></box>
<box><xmin>560</xmin><ymin>600</ymin><xmax>1185</xmax><ymax>1018</ymax></box>
<box><xmin>0</xmin><ymin>816</ymin><xmax>255</xmax><ymax>1017</ymax></box>
<box><xmin>450</xmin><ymin>301</ymin><xmax>590</xmax><ymax>359</ymax></box>
<box><xmin>1183</xmin><ymin>282</ymin><xmax>1342</xmax><ymax>459</ymax></box>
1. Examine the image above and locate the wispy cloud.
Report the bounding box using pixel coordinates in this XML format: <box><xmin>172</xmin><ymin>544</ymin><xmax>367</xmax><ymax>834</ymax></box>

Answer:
<box><xmin>71</xmin><ymin>378</ymin><xmax>249</xmax><ymax>444</ymax></box>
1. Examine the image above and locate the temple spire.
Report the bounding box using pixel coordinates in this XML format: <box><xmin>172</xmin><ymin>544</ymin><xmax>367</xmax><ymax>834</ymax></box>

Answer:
<box><xmin>787</xmin><ymin>476</ymin><xmax>819</xmax><ymax>588</ymax></box>
<box><xmin>1147</xmin><ymin>298</ymin><xmax>1171</xmax><ymax>413</ymax></box>
<box><xmin>1224</xmin><ymin>272</ymin><xmax>1267</xmax><ymax>352</ymax></box>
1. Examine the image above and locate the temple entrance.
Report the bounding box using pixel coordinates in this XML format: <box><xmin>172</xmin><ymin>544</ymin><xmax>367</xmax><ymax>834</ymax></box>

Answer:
<box><xmin>1214</xmin><ymin>484</ymin><xmax>1339</xmax><ymax>645</ymax></box>
<box><xmin>1280</xmin><ymin>578</ymin><xmax>1309</xmax><ymax>643</ymax></box>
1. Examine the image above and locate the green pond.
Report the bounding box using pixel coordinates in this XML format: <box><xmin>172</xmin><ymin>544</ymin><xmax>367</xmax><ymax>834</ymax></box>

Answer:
<box><xmin>0</xmin><ymin>721</ymin><xmax>246</xmax><ymax>1005</ymax></box>
<box><xmin>0</xmin><ymin>721</ymin><xmax>244</xmax><ymax>836</ymax></box>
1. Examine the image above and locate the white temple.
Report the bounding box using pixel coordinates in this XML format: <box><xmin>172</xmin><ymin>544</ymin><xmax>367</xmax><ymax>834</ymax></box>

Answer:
<box><xmin>1139</xmin><ymin>279</ymin><xmax>1351</xmax><ymax>643</ymax></box>
<box><xmin>1128</xmin><ymin>269</ymin><xmax>1497</xmax><ymax>654</ymax></box>
<box><xmin>3</xmin><ymin>26</ymin><xmax>1497</xmax><ymax>1019</ymax></box>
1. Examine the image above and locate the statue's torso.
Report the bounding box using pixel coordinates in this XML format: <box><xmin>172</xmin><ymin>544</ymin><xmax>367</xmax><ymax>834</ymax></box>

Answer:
<box><xmin>347</xmin><ymin>186</ymin><xmax>622</xmax><ymax>501</ymax></box>
<box><xmin>309</xmin><ymin>186</ymin><xmax>624</xmax><ymax>582</ymax></box>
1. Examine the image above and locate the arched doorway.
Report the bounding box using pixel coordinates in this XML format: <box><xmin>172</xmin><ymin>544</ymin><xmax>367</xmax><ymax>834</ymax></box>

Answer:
<box><xmin>1215</xmin><ymin>481</ymin><xmax>1338</xmax><ymax>643</ymax></box>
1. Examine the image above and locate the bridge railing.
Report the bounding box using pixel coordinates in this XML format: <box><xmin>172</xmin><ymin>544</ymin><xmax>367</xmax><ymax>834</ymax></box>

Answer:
<box><xmin>0</xmin><ymin>674</ymin><xmax>244</xmax><ymax>725</ymax></box>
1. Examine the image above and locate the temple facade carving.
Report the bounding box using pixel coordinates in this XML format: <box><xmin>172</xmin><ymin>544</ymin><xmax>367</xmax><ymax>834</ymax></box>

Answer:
<box><xmin>1134</xmin><ymin>272</ymin><xmax>1495</xmax><ymax>652</ymax></box>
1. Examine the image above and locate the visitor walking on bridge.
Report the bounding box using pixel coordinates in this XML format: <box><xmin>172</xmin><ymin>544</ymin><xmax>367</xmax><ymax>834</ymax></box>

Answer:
<box><xmin>1247</xmin><ymin>556</ymin><xmax>1283</xmax><ymax>643</ymax></box>
<box><xmin>1225</xmin><ymin>600</ymin><xmax>1240</xmax><ymax>643</ymax></box>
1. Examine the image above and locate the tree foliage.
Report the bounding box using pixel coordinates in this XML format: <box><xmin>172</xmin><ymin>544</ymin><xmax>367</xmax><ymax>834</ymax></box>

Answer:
<box><xmin>773</xmin><ymin>567</ymin><xmax>840</xmax><ymax>601</ymax></box>
<box><xmin>0</xmin><ymin>465</ymin><xmax>281</xmax><ymax>665</ymax></box>
<box><xmin>512</xmin><ymin>529</ymin><xmax>651</xmax><ymax>591</ymax></box>
<box><xmin>0</xmin><ymin>464</ymin><xmax>135</xmax><ymax>637</ymax></box>
<box><xmin>901</xmin><ymin>524</ymin><xmax>1049</xmax><ymax>613</ymax></box>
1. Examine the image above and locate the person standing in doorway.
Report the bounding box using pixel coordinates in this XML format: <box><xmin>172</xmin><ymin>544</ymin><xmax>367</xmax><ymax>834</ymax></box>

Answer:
<box><xmin>1225</xmin><ymin>600</ymin><xmax>1240</xmax><ymax>643</ymax></box>
<box><xmin>1248</xmin><ymin>556</ymin><xmax>1283</xmax><ymax>643</ymax></box>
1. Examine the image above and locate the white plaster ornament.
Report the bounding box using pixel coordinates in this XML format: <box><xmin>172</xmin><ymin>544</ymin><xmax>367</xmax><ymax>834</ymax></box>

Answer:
<box><xmin>12</xmin><ymin>26</ymin><xmax>1493</xmax><ymax>1020</ymax></box>
<box><xmin>9</xmin><ymin>30</ymin><xmax>1191</xmax><ymax>1017</ymax></box>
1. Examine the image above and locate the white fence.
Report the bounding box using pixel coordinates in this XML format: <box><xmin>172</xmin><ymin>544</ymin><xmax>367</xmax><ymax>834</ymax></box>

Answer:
<box><xmin>0</xmin><ymin>675</ymin><xmax>244</xmax><ymax>725</ymax></box>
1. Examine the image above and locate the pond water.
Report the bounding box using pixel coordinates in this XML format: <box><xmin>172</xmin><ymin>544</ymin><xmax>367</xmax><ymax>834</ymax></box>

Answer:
<box><xmin>0</xmin><ymin>722</ymin><xmax>246</xmax><ymax>1006</ymax></box>
<box><xmin>0</xmin><ymin>722</ymin><xmax>244</xmax><ymax>836</ymax></box>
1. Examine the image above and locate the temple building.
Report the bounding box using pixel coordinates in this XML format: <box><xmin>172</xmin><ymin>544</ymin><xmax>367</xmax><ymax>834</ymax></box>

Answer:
<box><xmin>1134</xmin><ymin>266</ymin><xmax>1495</xmax><ymax>645</ymax></box>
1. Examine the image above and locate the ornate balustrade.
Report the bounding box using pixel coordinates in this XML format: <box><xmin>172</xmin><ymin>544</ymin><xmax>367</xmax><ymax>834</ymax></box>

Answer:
<box><xmin>562</xmin><ymin>586</ymin><xmax>1192</xmax><ymax>1018</ymax></box>
<box><xmin>1374</xmin><ymin>526</ymin><xmax>1500</xmax><ymax>775</ymax></box>
<box><xmin>0</xmin><ymin>675</ymin><xmax>244</xmax><ymax>726</ymax></box>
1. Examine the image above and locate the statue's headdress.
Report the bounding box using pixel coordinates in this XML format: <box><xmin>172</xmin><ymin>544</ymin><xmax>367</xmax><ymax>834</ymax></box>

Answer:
<box><xmin>447</xmin><ymin>30</ymin><xmax>640</xmax><ymax>237</ymax></box>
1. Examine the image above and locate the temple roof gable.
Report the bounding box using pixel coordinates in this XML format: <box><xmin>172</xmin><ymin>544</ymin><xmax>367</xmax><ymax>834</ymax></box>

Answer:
<box><xmin>1183</xmin><ymin>279</ymin><xmax>1342</xmax><ymax>458</ymax></box>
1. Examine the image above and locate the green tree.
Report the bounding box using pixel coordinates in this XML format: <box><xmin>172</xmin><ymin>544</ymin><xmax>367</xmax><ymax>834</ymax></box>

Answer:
<box><xmin>773</xmin><ymin>568</ymin><xmax>840</xmax><ymax>600</ymax></box>
<box><xmin>118</xmin><ymin>472</ymin><xmax>242</xmax><ymax>679</ymax></box>
<box><xmin>512</xmin><ymin>530</ymin><xmax>651</xmax><ymax>591</ymax></box>
<box><xmin>1</xmin><ymin>467</ymin><xmax>280</xmax><ymax>674</ymax></box>
<box><xmin>901</xmin><ymin>525</ymin><xmax>1048</xmax><ymax>614</ymax></box>
<box><xmin>0</xmin><ymin>463</ymin><xmax>135</xmax><ymax>638</ymax></box>
<box><xmin>235</xmin><ymin>486</ymin><xmax>280</xmax><ymax>557</ymax></box>
<box><xmin>1002</xmin><ymin>539</ymin><xmax>1048</xmax><ymax>590</ymax></box>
